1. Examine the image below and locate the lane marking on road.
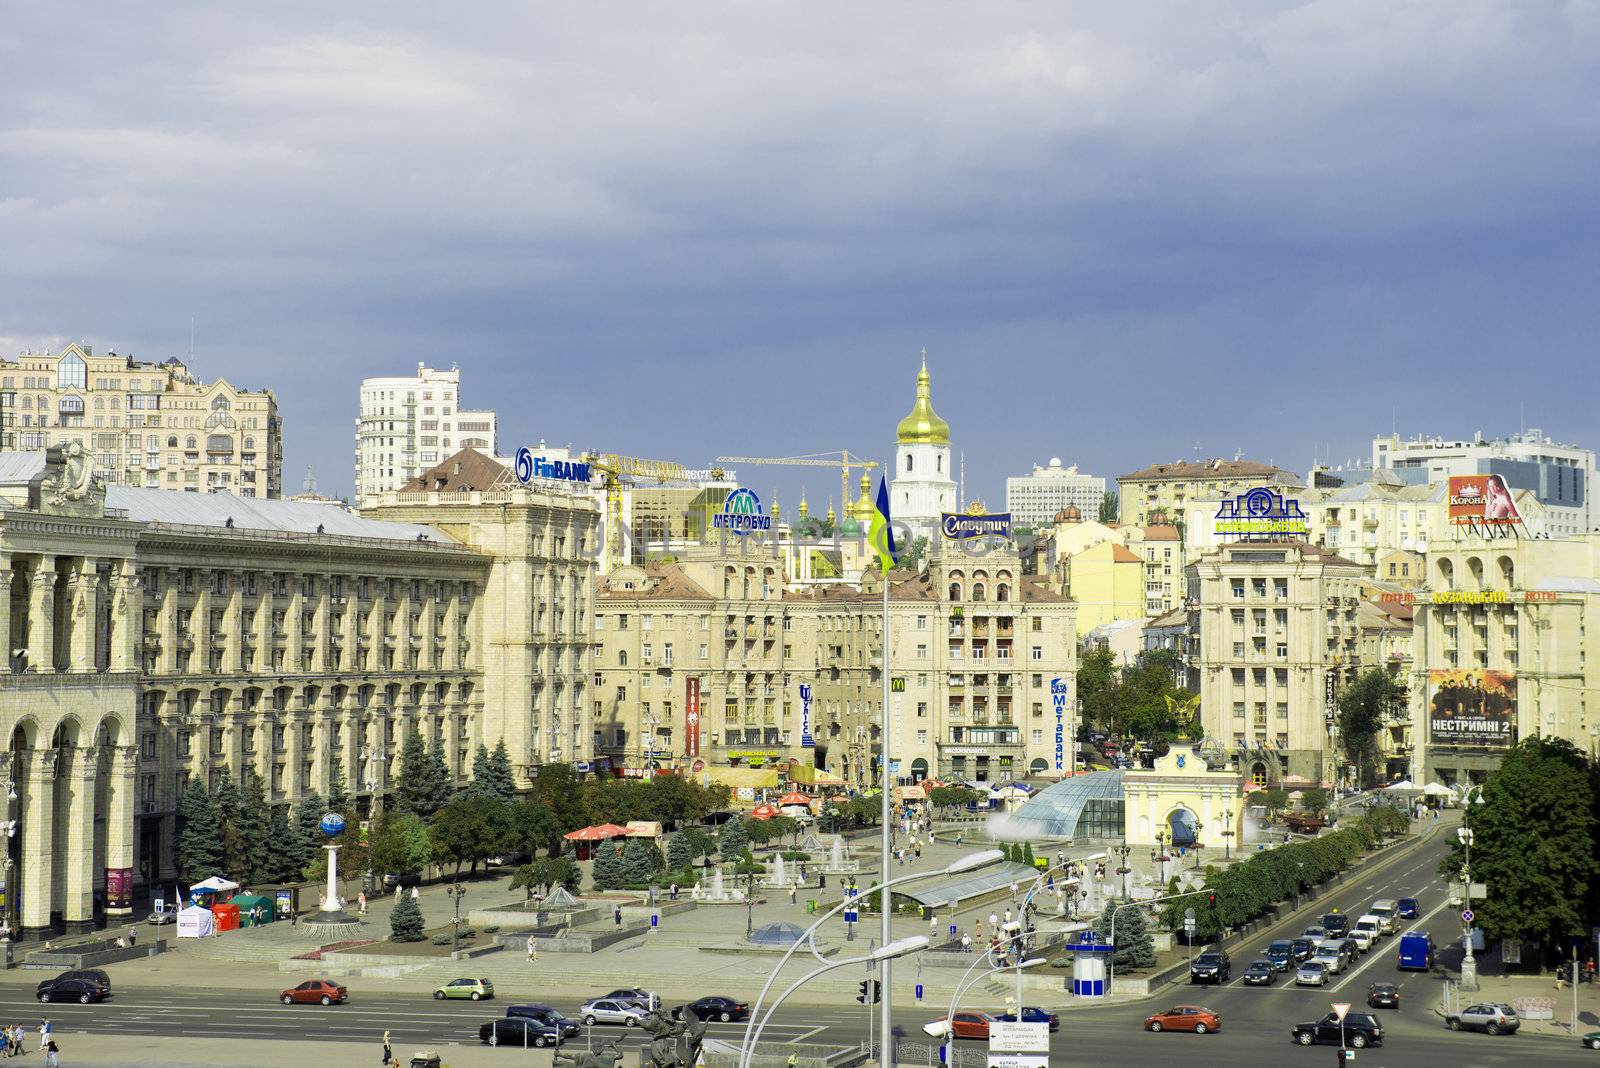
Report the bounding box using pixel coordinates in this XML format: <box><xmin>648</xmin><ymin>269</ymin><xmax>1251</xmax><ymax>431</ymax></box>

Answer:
<box><xmin>789</xmin><ymin>1027</ymin><xmax>827</xmax><ymax>1043</ymax></box>
<box><xmin>1328</xmin><ymin>895</ymin><xmax>1453</xmax><ymax>994</ymax></box>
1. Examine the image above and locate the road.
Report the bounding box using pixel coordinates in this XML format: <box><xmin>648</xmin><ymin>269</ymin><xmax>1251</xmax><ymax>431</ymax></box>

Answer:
<box><xmin>0</xmin><ymin>831</ymin><xmax>1589</xmax><ymax>1066</ymax></box>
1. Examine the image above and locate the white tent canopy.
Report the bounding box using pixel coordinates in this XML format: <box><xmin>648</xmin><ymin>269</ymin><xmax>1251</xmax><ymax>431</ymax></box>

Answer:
<box><xmin>1421</xmin><ymin>782</ymin><xmax>1455</xmax><ymax>797</ymax></box>
<box><xmin>176</xmin><ymin>904</ymin><xmax>216</xmax><ymax>939</ymax></box>
<box><xmin>189</xmin><ymin>876</ymin><xmax>240</xmax><ymax>893</ymax></box>
<box><xmin>1384</xmin><ymin>780</ymin><xmax>1421</xmax><ymax>795</ymax></box>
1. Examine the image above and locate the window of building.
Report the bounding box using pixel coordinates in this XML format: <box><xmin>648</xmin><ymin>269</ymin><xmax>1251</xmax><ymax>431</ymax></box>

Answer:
<box><xmin>57</xmin><ymin>352</ymin><xmax>86</xmax><ymax>390</ymax></box>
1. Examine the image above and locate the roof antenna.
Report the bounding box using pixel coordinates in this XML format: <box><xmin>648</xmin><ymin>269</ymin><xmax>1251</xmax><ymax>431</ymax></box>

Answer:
<box><xmin>303</xmin><ymin>467</ymin><xmax>317</xmax><ymax>494</ymax></box>
<box><xmin>189</xmin><ymin>316</ymin><xmax>195</xmax><ymax>363</ymax></box>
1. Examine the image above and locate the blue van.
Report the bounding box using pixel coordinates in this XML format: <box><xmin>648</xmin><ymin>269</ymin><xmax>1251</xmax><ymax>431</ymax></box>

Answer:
<box><xmin>1397</xmin><ymin>930</ymin><xmax>1434</xmax><ymax>971</ymax></box>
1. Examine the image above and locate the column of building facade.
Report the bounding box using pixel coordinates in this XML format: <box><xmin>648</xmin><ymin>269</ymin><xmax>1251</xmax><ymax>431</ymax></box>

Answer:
<box><xmin>223</xmin><ymin>570</ymin><xmax>245</xmax><ymax>675</ymax></box>
<box><xmin>66</xmin><ymin>559</ymin><xmax>99</xmax><ymax>672</ymax></box>
<box><xmin>108</xmin><ymin>561</ymin><xmax>138</xmax><ymax>673</ymax></box>
<box><xmin>61</xmin><ymin>745</ymin><xmax>100</xmax><ymax>931</ymax></box>
<box><xmin>222</xmin><ymin>690</ymin><xmax>249</xmax><ymax>786</ymax></box>
<box><xmin>444</xmin><ymin>584</ymin><xmax>462</xmax><ymax>671</ymax></box>
<box><xmin>104</xmin><ymin>745</ymin><xmax>137</xmax><ymax>917</ymax></box>
<box><xmin>157</xmin><ymin>569</ymin><xmax>179</xmax><ymax>674</ymax></box>
<box><xmin>394</xmin><ymin>587</ymin><xmax>413</xmax><ymax>674</ymax></box>
<box><xmin>418</xmin><ymin>585</ymin><xmax>438</xmax><ymax>671</ymax></box>
<box><xmin>0</xmin><ymin>557</ymin><xmax>12</xmax><ymax>672</ymax></box>
<box><xmin>19</xmin><ymin>748</ymin><xmax>57</xmax><ymax>937</ymax></box>
<box><xmin>27</xmin><ymin>557</ymin><xmax>56</xmax><ymax>673</ymax></box>
<box><xmin>311</xmin><ymin>576</ymin><xmax>332</xmax><ymax>674</ymax></box>
<box><xmin>250</xmin><ymin>575</ymin><xmax>273</xmax><ymax>674</ymax></box>
<box><xmin>193</xmin><ymin>580</ymin><xmax>214</xmax><ymax>677</ymax></box>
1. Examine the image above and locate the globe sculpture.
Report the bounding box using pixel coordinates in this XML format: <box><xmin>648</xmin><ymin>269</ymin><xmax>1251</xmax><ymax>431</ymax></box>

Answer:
<box><xmin>318</xmin><ymin>812</ymin><xmax>347</xmax><ymax>913</ymax></box>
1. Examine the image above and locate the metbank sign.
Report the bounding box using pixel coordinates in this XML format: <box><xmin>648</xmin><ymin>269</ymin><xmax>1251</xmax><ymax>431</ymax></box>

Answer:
<box><xmin>1428</xmin><ymin>669</ymin><xmax>1515</xmax><ymax>748</ymax></box>
<box><xmin>1050</xmin><ymin>677</ymin><xmax>1068</xmax><ymax>773</ymax></box>
<box><xmin>1213</xmin><ymin>487</ymin><xmax>1308</xmax><ymax>538</ymax></box>
<box><xmin>1449</xmin><ymin>474</ymin><xmax>1522</xmax><ymax>526</ymax></box>
<box><xmin>685</xmin><ymin>677</ymin><xmax>702</xmax><ymax>758</ymax></box>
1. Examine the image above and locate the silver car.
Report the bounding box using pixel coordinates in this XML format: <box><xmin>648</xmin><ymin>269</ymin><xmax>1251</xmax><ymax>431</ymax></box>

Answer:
<box><xmin>1312</xmin><ymin>949</ymin><xmax>1346</xmax><ymax>976</ymax></box>
<box><xmin>1446</xmin><ymin>1003</ymin><xmax>1520</xmax><ymax>1035</ymax></box>
<box><xmin>1295</xmin><ymin>961</ymin><xmax>1328</xmax><ymax>986</ymax></box>
<box><xmin>580</xmin><ymin>998</ymin><xmax>648</xmax><ymax>1027</ymax></box>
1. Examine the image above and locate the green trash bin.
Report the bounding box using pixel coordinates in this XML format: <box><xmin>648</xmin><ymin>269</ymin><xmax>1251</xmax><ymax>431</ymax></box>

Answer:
<box><xmin>806</xmin><ymin>899</ymin><xmax>817</xmax><ymax>914</ymax></box>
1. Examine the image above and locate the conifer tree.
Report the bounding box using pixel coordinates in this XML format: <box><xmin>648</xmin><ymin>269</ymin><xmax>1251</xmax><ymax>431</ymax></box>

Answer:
<box><xmin>389</xmin><ymin>892</ymin><xmax>425</xmax><ymax>942</ymax></box>
<box><xmin>592</xmin><ymin>842</ymin><xmax>624</xmax><ymax>891</ymax></box>
<box><xmin>292</xmin><ymin>790</ymin><xmax>326</xmax><ymax>877</ymax></box>
<box><xmin>235</xmin><ymin>769</ymin><xmax>272</xmax><ymax>884</ymax></box>
<box><xmin>665</xmin><ymin>833</ymin><xmax>693</xmax><ymax>874</ymax></box>
<box><xmin>262</xmin><ymin>804</ymin><xmax>298</xmax><ymax>883</ymax></box>
<box><xmin>211</xmin><ymin>770</ymin><xmax>247</xmax><ymax>881</ymax></box>
<box><xmin>485</xmin><ymin>740</ymin><xmax>517</xmax><ymax>803</ymax></box>
<box><xmin>1094</xmin><ymin>898</ymin><xmax>1155</xmax><ymax>969</ymax></box>
<box><xmin>175</xmin><ymin>777</ymin><xmax>223</xmax><ymax>882</ymax></box>
<box><xmin>327</xmin><ymin>758</ymin><xmax>350</xmax><ymax>813</ymax></box>
<box><xmin>394</xmin><ymin>729</ymin><xmax>432</xmax><ymax>815</ymax></box>
<box><xmin>719</xmin><ymin>816</ymin><xmax>748</xmax><ymax>860</ymax></box>
<box><xmin>420</xmin><ymin>739</ymin><xmax>452</xmax><ymax>815</ymax></box>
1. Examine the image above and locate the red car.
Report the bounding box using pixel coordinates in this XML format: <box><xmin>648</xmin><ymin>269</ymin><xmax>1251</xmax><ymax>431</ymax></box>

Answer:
<box><xmin>927</xmin><ymin>1012</ymin><xmax>996</xmax><ymax>1040</ymax></box>
<box><xmin>280</xmin><ymin>979</ymin><xmax>348</xmax><ymax>1005</ymax></box>
<box><xmin>1144</xmin><ymin>1005</ymin><xmax>1220</xmax><ymax>1034</ymax></box>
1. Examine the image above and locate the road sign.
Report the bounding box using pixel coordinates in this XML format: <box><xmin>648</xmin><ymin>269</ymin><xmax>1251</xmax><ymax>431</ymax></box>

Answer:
<box><xmin>1331</xmin><ymin>1003</ymin><xmax>1350</xmax><ymax>1022</ymax></box>
<box><xmin>1185</xmin><ymin>907</ymin><xmax>1196</xmax><ymax>920</ymax></box>
<box><xmin>915</xmin><ymin>983</ymin><xmax>923</xmax><ymax>1001</ymax></box>
<box><xmin>1461</xmin><ymin>909</ymin><xmax>1474</xmax><ymax>923</ymax></box>
<box><xmin>988</xmin><ymin>1022</ymin><xmax>1050</xmax><ymax>1053</ymax></box>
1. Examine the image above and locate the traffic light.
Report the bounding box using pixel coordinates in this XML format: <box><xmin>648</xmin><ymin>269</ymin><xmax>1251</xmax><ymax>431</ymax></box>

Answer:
<box><xmin>1206</xmin><ymin>892</ymin><xmax>1217</xmax><ymax>908</ymax></box>
<box><xmin>856</xmin><ymin>980</ymin><xmax>881</xmax><ymax>1004</ymax></box>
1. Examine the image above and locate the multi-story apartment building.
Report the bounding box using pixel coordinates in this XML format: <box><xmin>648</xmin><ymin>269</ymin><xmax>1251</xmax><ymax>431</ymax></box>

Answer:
<box><xmin>594</xmin><ymin>541</ymin><xmax>1077</xmax><ymax>789</ymax></box>
<box><xmin>355</xmin><ymin>364</ymin><xmax>497</xmax><ymax>502</ymax></box>
<box><xmin>1006</xmin><ymin>459</ymin><xmax>1105</xmax><ymax>529</ymax></box>
<box><xmin>0</xmin><ymin>343</ymin><xmax>282</xmax><ymax>497</ymax></box>
<box><xmin>1294</xmin><ymin>473</ymin><xmax>1550</xmax><ymax>565</ymax></box>
<box><xmin>1187</xmin><ymin>541</ymin><xmax>1368</xmax><ymax>787</ymax></box>
<box><xmin>0</xmin><ymin>445</ymin><xmax>489</xmax><ymax>937</ymax></box>
<box><xmin>1404</xmin><ymin>534</ymin><xmax>1600</xmax><ymax>790</ymax></box>
<box><xmin>1035</xmin><ymin>509</ymin><xmax>1185</xmax><ymax>620</ymax></box>
<box><xmin>1117</xmin><ymin>458</ymin><xmax>1300</xmax><ymax>527</ymax></box>
<box><xmin>363</xmin><ymin>449</ymin><xmax>602</xmax><ymax>777</ymax></box>
<box><xmin>1353</xmin><ymin>598</ymin><xmax>1414</xmax><ymax>780</ymax></box>
<box><xmin>1373</xmin><ymin>430</ymin><xmax>1593</xmax><ymax>536</ymax></box>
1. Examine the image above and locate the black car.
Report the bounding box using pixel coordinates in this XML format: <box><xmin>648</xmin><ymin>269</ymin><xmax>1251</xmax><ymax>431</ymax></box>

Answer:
<box><xmin>36</xmin><ymin>977</ymin><xmax>106</xmax><ymax>1004</ymax></box>
<box><xmin>995</xmin><ymin>1007</ymin><xmax>1060</xmax><ymax>1032</ymax></box>
<box><xmin>54</xmin><ymin>968</ymin><xmax>111</xmax><ymax>995</ymax></box>
<box><xmin>1292</xmin><ymin>1011</ymin><xmax>1384</xmax><ymax>1049</ymax></box>
<box><xmin>503</xmin><ymin>1005</ymin><xmax>581</xmax><ymax>1039</ymax></box>
<box><xmin>1264</xmin><ymin>941</ymin><xmax>1294</xmax><ymax>972</ymax></box>
<box><xmin>479</xmin><ymin>1017</ymin><xmax>568</xmax><ymax>1048</ymax></box>
<box><xmin>1367</xmin><ymin>983</ymin><xmax>1401</xmax><ymax>1010</ymax></box>
<box><xmin>1289</xmin><ymin>938</ymin><xmax>1315</xmax><ymax>963</ymax></box>
<box><xmin>679</xmin><ymin>997</ymin><xmax>749</xmax><ymax>1023</ymax></box>
<box><xmin>1190</xmin><ymin>950</ymin><xmax>1231</xmax><ymax>984</ymax></box>
<box><xmin>1321</xmin><ymin>912</ymin><xmax>1350</xmax><ymax>939</ymax></box>
<box><xmin>1242</xmin><ymin>961</ymin><xmax>1276</xmax><ymax>986</ymax></box>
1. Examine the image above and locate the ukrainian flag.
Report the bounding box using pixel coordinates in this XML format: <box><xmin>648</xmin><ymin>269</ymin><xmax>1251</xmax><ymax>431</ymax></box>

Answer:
<box><xmin>868</xmin><ymin>475</ymin><xmax>897</xmax><ymax>574</ymax></box>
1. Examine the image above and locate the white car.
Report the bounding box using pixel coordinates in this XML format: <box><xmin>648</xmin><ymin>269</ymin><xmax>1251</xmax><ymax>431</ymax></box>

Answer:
<box><xmin>580</xmin><ymin>998</ymin><xmax>648</xmax><ymax>1027</ymax></box>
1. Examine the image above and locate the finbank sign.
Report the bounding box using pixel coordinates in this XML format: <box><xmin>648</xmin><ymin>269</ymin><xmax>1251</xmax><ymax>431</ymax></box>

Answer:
<box><xmin>515</xmin><ymin>446</ymin><xmax>591</xmax><ymax>486</ymax></box>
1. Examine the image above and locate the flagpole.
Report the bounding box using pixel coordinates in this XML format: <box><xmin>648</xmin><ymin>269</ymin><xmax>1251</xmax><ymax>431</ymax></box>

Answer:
<box><xmin>878</xmin><ymin>471</ymin><xmax>894</xmax><ymax>1068</ymax></box>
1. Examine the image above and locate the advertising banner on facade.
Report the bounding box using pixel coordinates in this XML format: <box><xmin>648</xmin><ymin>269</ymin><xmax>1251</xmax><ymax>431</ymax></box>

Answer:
<box><xmin>1050</xmin><ymin>677</ymin><xmax>1068</xmax><ymax>773</ymax></box>
<box><xmin>1448</xmin><ymin>474</ymin><xmax>1522</xmax><ymax>525</ymax></box>
<box><xmin>685</xmin><ymin>677</ymin><xmax>701</xmax><ymax>758</ymax></box>
<box><xmin>105</xmin><ymin>867</ymin><xmax>133</xmax><ymax>910</ymax></box>
<box><xmin>798</xmin><ymin>683</ymin><xmax>815</xmax><ymax>748</ymax></box>
<box><xmin>1428</xmin><ymin>669</ymin><xmax>1515</xmax><ymax>747</ymax></box>
<box><xmin>1213</xmin><ymin>487</ymin><xmax>1308</xmax><ymax>538</ymax></box>
<box><xmin>941</xmin><ymin>512</ymin><xmax>1012</xmax><ymax>540</ymax></box>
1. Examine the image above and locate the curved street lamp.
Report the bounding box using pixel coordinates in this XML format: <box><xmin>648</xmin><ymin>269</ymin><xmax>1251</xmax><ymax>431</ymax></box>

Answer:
<box><xmin>940</xmin><ymin>929</ymin><xmax>1045</xmax><ymax>1066</ymax></box>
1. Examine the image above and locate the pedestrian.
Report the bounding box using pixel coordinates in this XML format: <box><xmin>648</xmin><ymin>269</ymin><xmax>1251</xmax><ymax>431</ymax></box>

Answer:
<box><xmin>669</xmin><ymin>882</ymin><xmax>679</xmax><ymax>902</ymax></box>
<box><xmin>974</xmin><ymin>919</ymin><xmax>983</xmax><ymax>939</ymax></box>
<box><xmin>394</xmin><ymin>885</ymin><xmax>402</xmax><ymax>904</ymax></box>
<box><xmin>383</xmin><ymin>1030</ymin><xmax>392</xmax><ymax>1064</ymax></box>
<box><xmin>789</xmin><ymin>885</ymin><xmax>797</xmax><ymax>905</ymax></box>
<box><xmin>38</xmin><ymin>1020</ymin><xmax>49</xmax><ymax>1055</ymax></box>
<box><xmin>410</xmin><ymin>886</ymin><xmax>419</xmax><ymax>901</ymax></box>
<box><xmin>44</xmin><ymin>1037</ymin><xmax>57</xmax><ymax>1068</ymax></box>
<box><xmin>1586</xmin><ymin>957</ymin><xmax>1596</xmax><ymax>984</ymax></box>
<box><xmin>614</xmin><ymin>905</ymin><xmax>623</xmax><ymax>927</ymax></box>
<box><xmin>12</xmin><ymin>1022</ymin><xmax>25</xmax><ymax>1056</ymax></box>
<box><xmin>1003</xmin><ymin>909</ymin><xmax>1012</xmax><ymax>926</ymax></box>
<box><xmin>358</xmin><ymin>891</ymin><xmax>367</xmax><ymax>915</ymax></box>
<box><xmin>127</xmin><ymin>925</ymin><xmax>137</xmax><ymax>947</ymax></box>
<box><xmin>988</xmin><ymin>912</ymin><xmax>998</xmax><ymax>930</ymax></box>
<box><xmin>961</xmin><ymin>934</ymin><xmax>972</xmax><ymax>953</ymax></box>
<box><xmin>526</xmin><ymin>934</ymin><xmax>538</xmax><ymax>962</ymax></box>
<box><xmin>788</xmin><ymin>1052</ymin><xmax>800</xmax><ymax>1068</ymax></box>
<box><xmin>929</xmin><ymin>915</ymin><xmax>938</xmax><ymax>940</ymax></box>
<box><xmin>819</xmin><ymin>873</ymin><xmax>827</xmax><ymax>890</ymax></box>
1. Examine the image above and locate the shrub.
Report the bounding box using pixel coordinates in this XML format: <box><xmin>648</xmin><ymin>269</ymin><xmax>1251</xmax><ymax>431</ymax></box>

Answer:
<box><xmin>483</xmin><ymin>925</ymin><xmax>500</xmax><ymax>934</ymax></box>
<box><xmin>430</xmin><ymin>933</ymin><xmax>451</xmax><ymax>945</ymax></box>
<box><xmin>388</xmin><ymin>893</ymin><xmax>425</xmax><ymax>943</ymax></box>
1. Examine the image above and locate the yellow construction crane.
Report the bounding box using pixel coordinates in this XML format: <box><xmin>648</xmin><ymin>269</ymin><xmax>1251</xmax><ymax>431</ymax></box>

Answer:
<box><xmin>583</xmin><ymin>452</ymin><xmax>686</xmax><ymax>564</ymax></box>
<box><xmin>713</xmin><ymin>452</ymin><xmax>879</xmax><ymax>514</ymax></box>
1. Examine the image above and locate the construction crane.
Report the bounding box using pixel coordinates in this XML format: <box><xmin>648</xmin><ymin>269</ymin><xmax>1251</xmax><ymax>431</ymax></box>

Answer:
<box><xmin>713</xmin><ymin>452</ymin><xmax>879</xmax><ymax>515</ymax></box>
<box><xmin>583</xmin><ymin>452</ymin><xmax>686</xmax><ymax>566</ymax></box>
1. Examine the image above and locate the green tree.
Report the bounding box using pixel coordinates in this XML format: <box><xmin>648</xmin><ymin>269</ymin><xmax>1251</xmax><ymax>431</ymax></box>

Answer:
<box><xmin>1259</xmin><ymin>788</ymin><xmax>1288</xmax><ymax>817</ymax></box>
<box><xmin>532</xmin><ymin>764</ymin><xmax>591</xmax><ymax>837</ymax></box>
<box><xmin>1438</xmin><ymin>737</ymin><xmax>1597</xmax><ymax>949</ymax></box>
<box><xmin>467</xmin><ymin>744</ymin><xmax>494</xmax><ymax>800</ymax></box>
<box><xmin>929</xmin><ymin>785</ymin><xmax>981</xmax><ymax>814</ymax></box>
<box><xmin>369</xmin><ymin>812</ymin><xmax>434</xmax><ymax>879</ymax></box>
<box><xmin>620</xmin><ymin>838</ymin><xmax>664</xmax><ymax>884</ymax></box>
<box><xmin>1299</xmin><ymin>788</ymin><xmax>1328</xmax><ymax>815</ymax></box>
<box><xmin>1076</xmin><ymin>647</ymin><xmax>1118</xmax><ymax>733</ymax></box>
<box><xmin>175</xmin><ymin>777</ymin><xmax>223</xmax><ymax>883</ymax></box>
<box><xmin>430</xmin><ymin>795</ymin><xmax>513</xmax><ymax>877</ymax></box>
<box><xmin>509</xmin><ymin>798</ymin><xmax>563</xmax><ymax>858</ymax></box>
<box><xmin>235</xmin><ymin>769</ymin><xmax>272</xmax><ymax>884</ymax></box>
<box><xmin>394</xmin><ymin>729</ymin><xmax>433</xmax><ymax>816</ymax></box>
<box><xmin>509</xmin><ymin>856</ymin><xmax>581</xmax><ymax>900</ymax></box>
<box><xmin>665</xmin><ymin>832</ymin><xmax>694</xmax><ymax>873</ymax></box>
<box><xmin>644</xmin><ymin>774</ymin><xmax>728</xmax><ymax>827</ymax></box>
<box><xmin>1094</xmin><ymin>899</ymin><xmax>1155</xmax><ymax>969</ymax></box>
<box><xmin>211</xmin><ymin>770</ymin><xmax>247</xmax><ymax>881</ymax></box>
<box><xmin>484</xmin><ymin>740</ymin><xmax>517</xmax><ymax>804</ymax></box>
<box><xmin>1337</xmin><ymin>670</ymin><xmax>1406</xmax><ymax>787</ymax></box>
<box><xmin>1022</xmin><ymin>842</ymin><xmax>1036</xmax><ymax>866</ymax></box>
<box><xmin>421</xmin><ymin>740</ymin><xmax>453</xmax><ymax>816</ymax></box>
<box><xmin>290</xmin><ymin>791</ymin><xmax>326</xmax><ymax>878</ymax></box>
<box><xmin>388</xmin><ymin>892</ymin><xmax>425</xmax><ymax>942</ymax></box>
<box><xmin>719</xmin><ymin>816</ymin><xmax>749</xmax><ymax>860</ymax></box>
<box><xmin>591</xmin><ymin>842</ymin><xmax>625</xmax><ymax>891</ymax></box>
<box><xmin>261</xmin><ymin>804</ymin><xmax>299</xmax><ymax>883</ymax></box>
<box><xmin>326</xmin><ymin>758</ymin><xmax>349</xmax><ymax>813</ymax></box>
<box><xmin>1098</xmin><ymin>491</ymin><xmax>1120</xmax><ymax>524</ymax></box>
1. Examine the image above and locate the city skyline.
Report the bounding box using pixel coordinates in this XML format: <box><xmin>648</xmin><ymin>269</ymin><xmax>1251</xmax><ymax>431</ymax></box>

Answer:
<box><xmin>4</xmin><ymin>2</ymin><xmax>1598</xmax><ymax>504</ymax></box>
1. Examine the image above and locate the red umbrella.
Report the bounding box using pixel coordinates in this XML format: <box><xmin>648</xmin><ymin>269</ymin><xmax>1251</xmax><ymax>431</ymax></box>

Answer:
<box><xmin>777</xmin><ymin>792</ymin><xmax>811</xmax><ymax>806</ymax></box>
<box><xmin>750</xmin><ymin>803</ymin><xmax>780</xmax><ymax>820</ymax></box>
<box><xmin>564</xmin><ymin>823</ymin><xmax>629</xmax><ymax>841</ymax></box>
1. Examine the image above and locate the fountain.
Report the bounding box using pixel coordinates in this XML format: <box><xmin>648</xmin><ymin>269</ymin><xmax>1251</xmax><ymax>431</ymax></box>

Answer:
<box><xmin>763</xmin><ymin>853</ymin><xmax>791</xmax><ymax>888</ymax></box>
<box><xmin>691</xmin><ymin>867</ymin><xmax>745</xmax><ymax>903</ymax></box>
<box><xmin>822</xmin><ymin>835</ymin><xmax>858</xmax><ymax>875</ymax></box>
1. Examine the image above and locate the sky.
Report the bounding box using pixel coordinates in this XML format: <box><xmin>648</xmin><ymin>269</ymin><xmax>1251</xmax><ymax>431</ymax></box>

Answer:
<box><xmin>4</xmin><ymin>1</ymin><xmax>1599</xmax><ymax>509</ymax></box>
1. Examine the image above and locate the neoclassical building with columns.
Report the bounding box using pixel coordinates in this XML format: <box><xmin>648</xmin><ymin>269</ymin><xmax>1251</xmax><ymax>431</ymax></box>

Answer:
<box><xmin>0</xmin><ymin>446</ymin><xmax>492</xmax><ymax>937</ymax></box>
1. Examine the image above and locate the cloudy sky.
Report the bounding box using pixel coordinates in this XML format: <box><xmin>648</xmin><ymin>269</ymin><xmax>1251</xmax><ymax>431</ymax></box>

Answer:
<box><xmin>4</xmin><ymin>1</ymin><xmax>1598</xmax><ymax>507</ymax></box>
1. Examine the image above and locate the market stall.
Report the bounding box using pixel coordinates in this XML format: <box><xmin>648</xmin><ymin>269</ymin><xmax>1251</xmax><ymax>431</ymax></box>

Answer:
<box><xmin>176</xmin><ymin>904</ymin><xmax>216</xmax><ymax>939</ymax></box>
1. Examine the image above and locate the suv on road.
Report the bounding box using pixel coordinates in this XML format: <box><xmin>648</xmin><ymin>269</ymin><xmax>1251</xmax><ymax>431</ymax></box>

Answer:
<box><xmin>1321</xmin><ymin>912</ymin><xmax>1350</xmax><ymax>938</ymax></box>
<box><xmin>1189</xmin><ymin>950</ymin><xmax>1231</xmax><ymax>984</ymax></box>
<box><xmin>1263</xmin><ymin>941</ymin><xmax>1294</xmax><ymax>971</ymax></box>
<box><xmin>1293</xmin><ymin>1011</ymin><xmax>1385</xmax><ymax>1048</ymax></box>
<box><xmin>1446</xmin><ymin>1003</ymin><xmax>1520</xmax><ymax>1035</ymax></box>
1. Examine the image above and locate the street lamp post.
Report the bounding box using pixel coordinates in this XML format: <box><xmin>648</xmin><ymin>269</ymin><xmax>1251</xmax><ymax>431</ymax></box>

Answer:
<box><xmin>360</xmin><ymin>744</ymin><xmax>385</xmax><ymax>896</ymax></box>
<box><xmin>1112</xmin><ymin>843</ymin><xmax>1132</xmax><ymax>900</ymax></box>
<box><xmin>942</xmin><ymin>932</ymin><xmax>1045</xmax><ymax>1066</ymax></box>
<box><xmin>1458</xmin><ymin>827</ymin><xmax>1477</xmax><ymax>992</ymax></box>
<box><xmin>447</xmin><ymin>882</ymin><xmax>467</xmax><ymax>956</ymax></box>
<box><xmin>1221</xmin><ymin>808</ymin><xmax>1234</xmax><ymax>861</ymax></box>
<box><xmin>744</xmin><ymin>869</ymin><xmax>757</xmax><ymax>937</ymax></box>
<box><xmin>1151</xmin><ymin>831</ymin><xmax>1168</xmax><ymax>887</ymax></box>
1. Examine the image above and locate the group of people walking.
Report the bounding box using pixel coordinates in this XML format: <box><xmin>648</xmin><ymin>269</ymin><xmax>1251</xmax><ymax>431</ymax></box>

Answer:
<box><xmin>0</xmin><ymin>1022</ymin><xmax>60</xmax><ymax>1065</ymax></box>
